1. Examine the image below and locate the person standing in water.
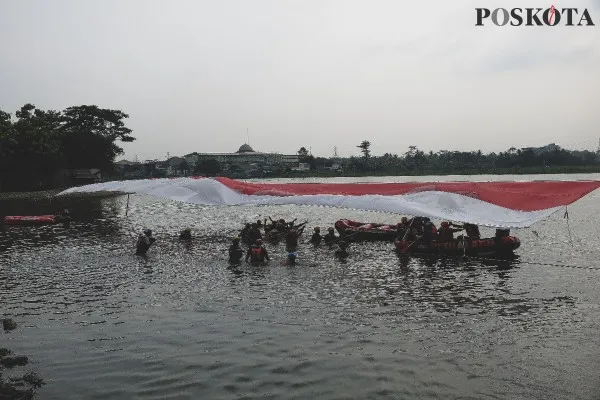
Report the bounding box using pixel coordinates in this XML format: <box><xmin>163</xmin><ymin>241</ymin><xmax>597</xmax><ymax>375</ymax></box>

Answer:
<box><xmin>136</xmin><ymin>229</ymin><xmax>156</xmax><ymax>255</ymax></box>
<box><xmin>246</xmin><ymin>239</ymin><xmax>270</xmax><ymax>263</ymax></box>
<box><xmin>309</xmin><ymin>227</ymin><xmax>322</xmax><ymax>245</ymax></box>
<box><xmin>228</xmin><ymin>237</ymin><xmax>244</xmax><ymax>263</ymax></box>
<box><xmin>285</xmin><ymin>225</ymin><xmax>305</xmax><ymax>252</ymax></box>
<box><xmin>323</xmin><ymin>227</ymin><xmax>337</xmax><ymax>245</ymax></box>
<box><xmin>335</xmin><ymin>240</ymin><xmax>349</xmax><ymax>258</ymax></box>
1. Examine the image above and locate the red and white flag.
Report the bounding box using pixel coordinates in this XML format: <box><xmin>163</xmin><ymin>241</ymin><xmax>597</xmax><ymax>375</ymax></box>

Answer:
<box><xmin>58</xmin><ymin>177</ymin><xmax>600</xmax><ymax>228</ymax></box>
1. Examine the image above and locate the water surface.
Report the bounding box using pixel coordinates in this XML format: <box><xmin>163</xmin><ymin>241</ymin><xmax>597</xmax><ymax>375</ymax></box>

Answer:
<box><xmin>2</xmin><ymin>174</ymin><xmax>600</xmax><ymax>399</ymax></box>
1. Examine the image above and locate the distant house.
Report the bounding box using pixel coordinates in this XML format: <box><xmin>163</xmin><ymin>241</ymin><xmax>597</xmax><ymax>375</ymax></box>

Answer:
<box><xmin>520</xmin><ymin>143</ymin><xmax>560</xmax><ymax>155</ymax></box>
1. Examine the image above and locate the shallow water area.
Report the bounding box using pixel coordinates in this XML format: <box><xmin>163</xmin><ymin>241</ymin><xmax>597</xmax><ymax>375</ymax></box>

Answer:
<box><xmin>2</xmin><ymin>174</ymin><xmax>600</xmax><ymax>399</ymax></box>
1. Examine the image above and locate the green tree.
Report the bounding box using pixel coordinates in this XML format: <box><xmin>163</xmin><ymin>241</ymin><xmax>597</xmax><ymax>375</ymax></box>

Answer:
<box><xmin>0</xmin><ymin>103</ymin><xmax>135</xmax><ymax>191</ymax></box>
<box><xmin>297</xmin><ymin>147</ymin><xmax>310</xmax><ymax>163</ymax></box>
<box><xmin>298</xmin><ymin>147</ymin><xmax>309</xmax><ymax>157</ymax></box>
<box><xmin>60</xmin><ymin>105</ymin><xmax>135</xmax><ymax>171</ymax></box>
<box><xmin>357</xmin><ymin>140</ymin><xmax>371</xmax><ymax>158</ymax></box>
<box><xmin>7</xmin><ymin>104</ymin><xmax>63</xmax><ymax>188</ymax></box>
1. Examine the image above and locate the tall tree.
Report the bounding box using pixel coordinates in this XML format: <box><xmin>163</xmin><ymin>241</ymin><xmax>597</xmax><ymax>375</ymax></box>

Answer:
<box><xmin>357</xmin><ymin>140</ymin><xmax>371</xmax><ymax>158</ymax></box>
<box><xmin>60</xmin><ymin>105</ymin><xmax>135</xmax><ymax>170</ymax></box>
<box><xmin>297</xmin><ymin>147</ymin><xmax>309</xmax><ymax>157</ymax></box>
<box><xmin>297</xmin><ymin>147</ymin><xmax>310</xmax><ymax>163</ymax></box>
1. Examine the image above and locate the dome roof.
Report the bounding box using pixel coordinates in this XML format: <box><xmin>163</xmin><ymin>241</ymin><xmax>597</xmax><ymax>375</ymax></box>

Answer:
<box><xmin>237</xmin><ymin>144</ymin><xmax>254</xmax><ymax>153</ymax></box>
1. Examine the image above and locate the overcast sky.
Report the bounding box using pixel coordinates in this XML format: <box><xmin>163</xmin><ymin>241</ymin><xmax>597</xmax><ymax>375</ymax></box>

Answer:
<box><xmin>1</xmin><ymin>0</ymin><xmax>599</xmax><ymax>160</ymax></box>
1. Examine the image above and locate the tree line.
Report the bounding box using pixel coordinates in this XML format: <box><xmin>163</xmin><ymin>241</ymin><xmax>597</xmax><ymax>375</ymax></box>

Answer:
<box><xmin>296</xmin><ymin>140</ymin><xmax>600</xmax><ymax>175</ymax></box>
<box><xmin>0</xmin><ymin>103</ymin><xmax>134</xmax><ymax>191</ymax></box>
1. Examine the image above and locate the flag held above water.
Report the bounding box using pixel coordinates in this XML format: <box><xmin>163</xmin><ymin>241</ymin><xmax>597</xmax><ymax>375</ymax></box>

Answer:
<box><xmin>57</xmin><ymin>177</ymin><xmax>600</xmax><ymax>228</ymax></box>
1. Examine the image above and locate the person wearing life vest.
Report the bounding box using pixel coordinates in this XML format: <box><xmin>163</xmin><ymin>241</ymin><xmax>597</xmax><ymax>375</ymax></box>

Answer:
<box><xmin>246</xmin><ymin>239</ymin><xmax>270</xmax><ymax>263</ymax></box>
<box><xmin>229</xmin><ymin>237</ymin><xmax>244</xmax><ymax>263</ymax></box>
<box><xmin>136</xmin><ymin>229</ymin><xmax>156</xmax><ymax>255</ymax></box>
<box><xmin>310</xmin><ymin>227</ymin><xmax>322</xmax><ymax>245</ymax></box>
<box><xmin>438</xmin><ymin>221</ymin><xmax>462</xmax><ymax>241</ymax></box>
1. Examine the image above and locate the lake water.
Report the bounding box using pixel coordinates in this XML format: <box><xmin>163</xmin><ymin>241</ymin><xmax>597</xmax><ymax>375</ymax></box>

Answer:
<box><xmin>2</xmin><ymin>174</ymin><xmax>600</xmax><ymax>399</ymax></box>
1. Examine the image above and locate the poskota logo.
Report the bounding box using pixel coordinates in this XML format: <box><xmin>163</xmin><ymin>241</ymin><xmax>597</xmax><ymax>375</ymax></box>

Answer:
<box><xmin>475</xmin><ymin>6</ymin><xmax>595</xmax><ymax>26</ymax></box>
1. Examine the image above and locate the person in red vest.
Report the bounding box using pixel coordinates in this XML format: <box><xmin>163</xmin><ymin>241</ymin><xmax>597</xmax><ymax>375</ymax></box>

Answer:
<box><xmin>246</xmin><ymin>239</ymin><xmax>270</xmax><ymax>263</ymax></box>
<box><xmin>438</xmin><ymin>221</ymin><xmax>462</xmax><ymax>241</ymax></box>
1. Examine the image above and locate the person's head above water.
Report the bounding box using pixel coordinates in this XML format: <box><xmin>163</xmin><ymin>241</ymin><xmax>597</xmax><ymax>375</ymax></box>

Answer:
<box><xmin>232</xmin><ymin>237</ymin><xmax>240</xmax><ymax>243</ymax></box>
<box><xmin>328</xmin><ymin>227</ymin><xmax>334</xmax><ymax>233</ymax></box>
<box><xmin>143</xmin><ymin>229</ymin><xmax>152</xmax><ymax>237</ymax></box>
<box><xmin>313</xmin><ymin>227</ymin><xmax>320</xmax><ymax>232</ymax></box>
<box><xmin>245</xmin><ymin>223</ymin><xmax>251</xmax><ymax>228</ymax></box>
<box><xmin>441</xmin><ymin>221</ymin><xmax>449</xmax><ymax>228</ymax></box>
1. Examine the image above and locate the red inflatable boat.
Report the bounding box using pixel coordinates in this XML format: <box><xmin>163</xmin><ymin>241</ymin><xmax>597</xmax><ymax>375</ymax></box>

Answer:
<box><xmin>2</xmin><ymin>215</ymin><xmax>58</xmax><ymax>225</ymax></box>
<box><xmin>334</xmin><ymin>219</ymin><xmax>400</xmax><ymax>242</ymax></box>
<box><xmin>395</xmin><ymin>235</ymin><xmax>521</xmax><ymax>256</ymax></box>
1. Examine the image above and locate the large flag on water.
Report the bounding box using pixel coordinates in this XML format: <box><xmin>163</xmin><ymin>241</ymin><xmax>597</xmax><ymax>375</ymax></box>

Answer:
<box><xmin>57</xmin><ymin>177</ymin><xmax>600</xmax><ymax>228</ymax></box>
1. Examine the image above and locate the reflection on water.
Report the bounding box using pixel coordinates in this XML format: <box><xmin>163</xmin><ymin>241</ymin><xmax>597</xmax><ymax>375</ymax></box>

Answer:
<box><xmin>1</xmin><ymin>174</ymin><xmax>600</xmax><ymax>399</ymax></box>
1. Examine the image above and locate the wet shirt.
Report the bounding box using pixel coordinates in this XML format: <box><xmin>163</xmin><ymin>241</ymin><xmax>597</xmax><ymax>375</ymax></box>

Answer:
<box><xmin>323</xmin><ymin>233</ymin><xmax>336</xmax><ymax>244</ymax></box>
<box><xmin>310</xmin><ymin>233</ymin><xmax>322</xmax><ymax>244</ymax></box>
<box><xmin>249</xmin><ymin>228</ymin><xmax>262</xmax><ymax>244</ymax></box>
<box><xmin>286</xmin><ymin>231</ymin><xmax>298</xmax><ymax>250</ymax></box>
<box><xmin>136</xmin><ymin>235</ymin><xmax>155</xmax><ymax>254</ymax></box>
<box><xmin>229</xmin><ymin>245</ymin><xmax>243</xmax><ymax>261</ymax></box>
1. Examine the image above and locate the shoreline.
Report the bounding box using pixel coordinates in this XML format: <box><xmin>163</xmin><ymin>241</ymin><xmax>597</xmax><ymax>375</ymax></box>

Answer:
<box><xmin>0</xmin><ymin>189</ymin><xmax>62</xmax><ymax>200</ymax></box>
<box><xmin>2</xmin><ymin>167</ymin><xmax>600</xmax><ymax>197</ymax></box>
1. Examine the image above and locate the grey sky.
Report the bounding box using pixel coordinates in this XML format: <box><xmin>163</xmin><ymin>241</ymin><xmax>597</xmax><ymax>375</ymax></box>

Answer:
<box><xmin>1</xmin><ymin>0</ymin><xmax>599</xmax><ymax>160</ymax></box>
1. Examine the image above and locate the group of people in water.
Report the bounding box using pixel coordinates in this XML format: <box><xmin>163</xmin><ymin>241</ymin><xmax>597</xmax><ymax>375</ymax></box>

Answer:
<box><xmin>230</xmin><ymin>217</ymin><xmax>348</xmax><ymax>264</ymax></box>
<box><xmin>135</xmin><ymin>216</ymin><xmax>349</xmax><ymax>264</ymax></box>
<box><xmin>134</xmin><ymin>215</ymin><xmax>511</xmax><ymax>260</ymax></box>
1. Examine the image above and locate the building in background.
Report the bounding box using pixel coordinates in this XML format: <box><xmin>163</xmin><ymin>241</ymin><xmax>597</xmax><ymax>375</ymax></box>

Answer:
<box><xmin>184</xmin><ymin>144</ymin><xmax>299</xmax><ymax>177</ymax></box>
<box><xmin>114</xmin><ymin>144</ymin><xmax>302</xmax><ymax>179</ymax></box>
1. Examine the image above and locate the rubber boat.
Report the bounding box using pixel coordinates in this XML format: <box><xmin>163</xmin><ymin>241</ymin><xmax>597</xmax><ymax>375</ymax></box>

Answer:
<box><xmin>395</xmin><ymin>234</ymin><xmax>521</xmax><ymax>256</ymax></box>
<box><xmin>2</xmin><ymin>215</ymin><xmax>58</xmax><ymax>225</ymax></box>
<box><xmin>335</xmin><ymin>219</ymin><xmax>399</xmax><ymax>242</ymax></box>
